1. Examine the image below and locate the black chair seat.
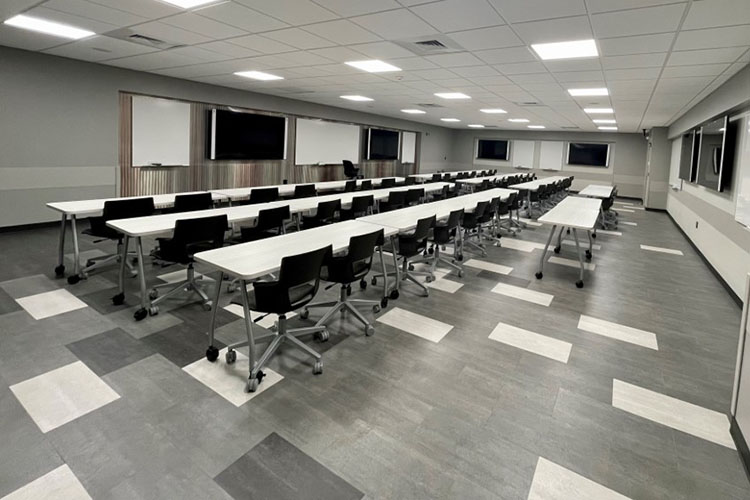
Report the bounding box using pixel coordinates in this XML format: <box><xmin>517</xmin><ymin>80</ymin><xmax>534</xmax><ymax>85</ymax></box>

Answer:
<box><xmin>234</xmin><ymin>283</ymin><xmax>316</xmax><ymax>313</ymax></box>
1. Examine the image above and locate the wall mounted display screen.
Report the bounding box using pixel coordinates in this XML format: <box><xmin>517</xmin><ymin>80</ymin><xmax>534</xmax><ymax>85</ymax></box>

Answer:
<box><xmin>567</xmin><ymin>142</ymin><xmax>610</xmax><ymax>167</ymax></box>
<box><xmin>477</xmin><ymin>139</ymin><xmax>510</xmax><ymax>160</ymax></box>
<box><xmin>367</xmin><ymin>129</ymin><xmax>400</xmax><ymax>160</ymax></box>
<box><xmin>697</xmin><ymin>116</ymin><xmax>736</xmax><ymax>192</ymax></box>
<box><xmin>678</xmin><ymin>131</ymin><xmax>696</xmax><ymax>182</ymax></box>
<box><xmin>209</xmin><ymin>109</ymin><xmax>286</xmax><ymax>160</ymax></box>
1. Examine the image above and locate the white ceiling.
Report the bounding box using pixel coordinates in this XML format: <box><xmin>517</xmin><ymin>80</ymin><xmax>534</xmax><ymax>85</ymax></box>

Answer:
<box><xmin>1</xmin><ymin>0</ymin><xmax>749</xmax><ymax>132</ymax></box>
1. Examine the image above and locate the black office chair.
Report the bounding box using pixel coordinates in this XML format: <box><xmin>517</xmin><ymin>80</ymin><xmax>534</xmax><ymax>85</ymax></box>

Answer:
<box><xmin>442</xmin><ymin>173</ymin><xmax>451</xmax><ymax>181</ymax></box>
<box><xmin>360</xmin><ymin>180</ymin><xmax>373</xmax><ymax>191</ymax></box>
<box><xmin>462</xmin><ymin>201</ymin><xmax>488</xmax><ymax>257</ymax></box>
<box><xmin>243</xmin><ymin>187</ymin><xmax>279</xmax><ymax>205</ymax></box>
<box><xmin>405</xmin><ymin>188</ymin><xmax>424</xmax><ymax>206</ymax></box>
<box><xmin>170</xmin><ymin>192</ymin><xmax>213</xmax><ymax>213</ymax></box>
<box><xmin>431</xmin><ymin>173</ymin><xmax>442</xmax><ymax>182</ymax></box>
<box><xmin>302</xmin><ymin>199</ymin><xmax>340</xmax><ymax>229</ymax></box>
<box><xmin>302</xmin><ymin>229</ymin><xmax>385</xmax><ymax>336</ymax></box>
<box><xmin>150</xmin><ymin>214</ymin><xmax>227</xmax><ymax>313</ymax></box>
<box><xmin>415</xmin><ymin>208</ymin><xmax>464</xmax><ymax>277</ymax></box>
<box><xmin>404</xmin><ymin>177</ymin><xmax>416</xmax><ymax>186</ymax></box>
<box><xmin>293</xmin><ymin>184</ymin><xmax>317</xmax><ymax>198</ymax></box>
<box><xmin>225</xmin><ymin>245</ymin><xmax>333</xmax><ymax>391</ymax></box>
<box><xmin>430</xmin><ymin>185</ymin><xmax>450</xmax><ymax>202</ymax></box>
<box><xmin>240</xmin><ymin>205</ymin><xmax>290</xmax><ymax>242</ymax></box>
<box><xmin>343</xmin><ymin>160</ymin><xmax>359</xmax><ymax>179</ymax></box>
<box><xmin>70</xmin><ymin>197</ymin><xmax>155</xmax><ymax>285</ymax></box>
<box><xmin>344</xmin><ymin>180</ymin><xmax>357</xmax><ymax>192</ymax></box>
<box><xmin>340</xmin><ymin>194</ymin><xmax>374</xmax><ymax>220</ymax></box>
<box><xmin>379</xmin><ymin>191</ymin><xmax>406</xmax><ymax>212</ymax></box>
<box><xmin>496</xmin><ymin>193</ymin><xmax>518</xmax><ymax>236</ymax></box>
<box><xmin>479</xmin><ymin>196</ymin><xmax>501</xmax><ymax>246</ymax></box>
<box><xmin>380</xmin><ymin>178</ymin><xmax>396</xmax><ymax>188</ymax></box>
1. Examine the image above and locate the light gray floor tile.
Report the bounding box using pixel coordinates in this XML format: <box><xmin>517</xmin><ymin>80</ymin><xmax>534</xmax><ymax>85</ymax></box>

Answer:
<box><xmin>548</xmin><ymin>256</ymin><xmax>596</xmax><ymax>271</ymax></box>
<box><xmin>15</xmin><ymin>289</ymin><xmax>88</xmax><ymax>320</ymax></box>
<box><xmin>640</xmin><ymin>244</ymin><xmax>684</xmax><ymax>256</ymax></box>
<box><xmin>577</xmin><ymin>315</ymin><xmax>659</xmax><ymax>350</ymax></box>
<box><xmin>464</xmin><ymin>259</ymin><xmax>513</xmax><ymax>275</ymax></box>
<box><xmin>377</xmin><ymin>307</ymin><xmax>454</xmax><ymax>343</ymax></box>
<box><xmin>491</xmin><ymin>281</ymin><xmax>554</xmax><ymax>306</ymax></box>
<box><xmin>489</xmin><ymin>321</ymin><xmax>571</xmax><ymax>363</ymax></box>
<box><xmin>528</xmin><ymin>457</ymin><xmax>631</xmax><ymax>500</ymax></box>
<box><xmin>0</xmin><ymin>465</ymin><xmax>92</xmax><ymax>500</ymax></box>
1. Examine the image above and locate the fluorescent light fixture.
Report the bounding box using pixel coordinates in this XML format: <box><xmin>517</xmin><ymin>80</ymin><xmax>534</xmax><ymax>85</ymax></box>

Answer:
<box><xmin>441</xmin><ymin>118</ymin><xmax>461</xmax><ymax>122</ymax></box>
<box><xmin>160</xmin><ymin>0</ymin><xmax>221</xmax><ymax>7</ymax></box>
<box><xmin>468</xmin><ymin>124</ymin><xmax>485</xmax><ymax>128</ymax></box>
<box><xmin>592</xmin><ymin>119</ymin><xmax>616</xmax><ymax>124</ymax></box>
<box><xmin>584</xmin><ymin>107</ymin><xmax>614</xmax><ymax>114</ymax></box>
<box><xmin>434</xmin><ymin>92</ymin><xmax>470</xmax><ymax>99</ymax></box>
<box><xmin>528</xmin><ymin>125</ymin><xmax>546</xmax><ymax>129</ymax></box>
<box><xmin>568</xmin><ymin>88</ymin><xmax>608</xmax><ymax>96</ymax></box>
<box><xmin>340</xmin><ymin>95</ymin><xmax>373</xmax><ymax>102</ymax></box>
<box><xmin>508</xmin><ymin>118</ymin><xmax>529</xmax><ymax>123</ymax></box>
<box><xmin>345</xmin><ymin>60</ymin><xmax>401</xmax><ymax>73</ymax></box>
<box><xmin>598</xmin><ymin>126</ymin><xmax>618</xmax><ymax>130</ymax></box>
<box><xmin>480</xmin><ymin>108</ymin><xmax>507</xmax><ymax>114</ymax></box>
<box><xmin>401</xmin><ymin>109</ymin><xmax>426</xmax><ymax>114</ymax></box>
<box><xmin>531</xmin><ymin>39</ymin><xmax>598</xmax><ymax>60</ymax></box>
<box><xmin>4</xmin><ymin>14</ymin><xmax>94</xmax><ymax>39</ymax></box>
<box><xmin>234</xmin><ymin>70</ymin><xmax>283</xmax><ymax>81</ymax></box>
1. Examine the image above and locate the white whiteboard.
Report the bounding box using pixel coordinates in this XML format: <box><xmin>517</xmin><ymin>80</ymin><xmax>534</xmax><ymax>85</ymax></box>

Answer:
<box><xmin>736</xmin><ymin>116</ymin><xmax>750</xmax><ymax>228</ymax></box>
<box><xmin>513</xmin><ymin>140</ymin><xmax>534</xmax><ymax>168</ymax></box>
<box><xmin>539</xmin><ymin>141</ymin><xmax>564</xmax><ymax>171</ymax></box>
<box><xmin>132</xmin><ymin>96</ymin><xmax>190</xmax><ymax>167</ymax></box>
<box><xmin>295</xmin><ymin>118</ymin><xmax>359</xmax><ymax>165</ymax></box>
<box><xmin>402</xmin><ymin>132</ymin><xmax>416</xmax><ymax>163</ymax></box>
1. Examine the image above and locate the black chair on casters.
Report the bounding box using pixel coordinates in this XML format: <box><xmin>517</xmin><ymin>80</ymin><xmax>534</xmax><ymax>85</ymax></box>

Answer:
<box><xmin>359</xmin><ymin>179</ymin><xmax>373</xmax><ymax>191</ymax></box>
<box><xmin>293</xmin><ymin>184</ymin><xmax>317</xmax><ymax>198</ymax></box>
<box><xmin>404</xmin><ymin>177</ymin><xmax>416</xmax><ymax>186</ymax></box>
<box><xmin>221</xmin><ymin>245</ymin><xmax>333</xmax><ymax>392</ymax></box>
<box><xmin>379</xmin><ymin>190</ymin><xmax>406</xmax><ymax>212</ymax></box>
<box><xmin>462</xmin><ymin>201</ymin><xmax>489</xmax><ymax>257</ymax></box>
<box><xmin>415</xmin><ymin>209</ymin><xmax>464</xmax><ymax>277</ymax></box>
<box><xmin>243</xmin><ymin>187</ymin><xmax>279</xmax><ymax>205</ymax></box>
<box><xmin>343</xmin><ymin>160</ymin><xmax>359</xmax><ymax>179</ymax></box>
<box><xmin>405</xmin><ymin>188</ymin><xmax>424</xmax><ymax>206</ymax></box>
<box><xmin>302</xmin><ymin>199</ymin><xmax>340</xmax><ymax>229</ymax></box>
<box><xmin>431</xmin><ymin>173</ymin><xmax>442</xmax><ymax>182</ymax></box>
<box><xmin>380</xmin><ymin>178</ymin><xmax>396</xmax><ymax>189</ymax></box>
<box><xmin>150</xmin><ymin>214</ymin><xmax>227</xmax><ymax>314</ymax></box>
<box><xmin>344</xmin><ymin>180</ymin><xmax>357</xmax><ymax>192</ymax></box>
<box><xmin>340</xmin><ymin>195</ymin><xmax>374</xmax><ymax>220</ymax></box>
<box><xmin>170</xmin><ymin>192</ymin><xmax>213</xmax><ymax>213</ymax></box>
<box><xmin>240</xmin><ymin>205</ymin><xmax>290</xmax><ymax>242</ymax></box>
<box><xmin>70</xmin><ymin>197</ymin><xmax>155</xmax><ymax>285</ymax></box>
<box><xmin>302</xmin><ymin>229</ymin><xmax>386</xmax><ymax>336</ymax></box>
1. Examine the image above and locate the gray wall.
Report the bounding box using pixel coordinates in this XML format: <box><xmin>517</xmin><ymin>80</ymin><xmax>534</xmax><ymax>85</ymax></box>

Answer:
<box><xmin>646</xmin><ymin>127</ymin><xmax>671</xmax><ymax>210</ymax></box>
<box><xmin>449</xmin><ymin>129</ymin><xmax>648</xmax><ymax>198</ymax></box>
<box><xmin>0</xmin><ymin>46</ymin><xmax>454</xmax><ymax>227</ymax></box>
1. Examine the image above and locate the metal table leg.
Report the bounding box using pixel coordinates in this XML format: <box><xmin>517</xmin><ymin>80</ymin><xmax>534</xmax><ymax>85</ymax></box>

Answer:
<box><xmin>535</xmin><ymin>224</ymin><xmax>557</xmax><ymax>280</ymax></box>
<box><xmin>112</xmin><ymin>235</ymin><xmax>129</xmax><ymax>306</ymax></box>
<box><xmin>55</xmin><ymin>213</ymin><xmax>67</xmax><ymax>277</ymax></box>
<box><xmin>555</xmin><ymin>225</ymin><xmax>565</xmax><ymax>253</ymax></box>
<box><xmin>377</xmin><ymin>245</ymin><xmax>389</xmax><ymax>307</ymax></box>
<box><xmin>133</xmin><ymin>237</ymin><xmax>150</xmax><ymax>321</ymax></box>
<box><xmin>390</xmin><ymin>235</ymin><xmax>400</xmax><ymax>299</ymax></box>
<box><xmin>586</xmin><ymin>230</ymin><xmax>593</xmax><ymax>261</ymax></box>
<box><xmin>239</xmin><ymin>279</ymin><xmax>262</xmax><ymax>392</ymax></box>
<box><xmin>572</xmin><ymin>228</ymin><xmax>585</xmax><ymax>288</ymax></box>
<box><xmin>70</xmin><ymin>215</ymin><xmax>80</xmax><ymax>276</ymax></box>
<box><xmin>205</xmin><ymin>271</ymin><xmax>224</xmax><ymax>362</ymax></box>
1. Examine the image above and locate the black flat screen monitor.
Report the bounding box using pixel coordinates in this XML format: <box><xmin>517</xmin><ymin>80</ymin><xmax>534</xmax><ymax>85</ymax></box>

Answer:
<box><xmin>477</xmin><ymin>139</ymin><xmax>509</xmax><ymax>160</ymax></box>
<box><xmin>209</xmin><ymin>109</ymin><xmax>286</xmax><ymax>160</ymax></box>
<box><xmin>367</xmin><ymin>129</ymin><xmax>400</xmax><ymax>160</ymax></box>
<box><xmin>567</xmin><ymin>142</ymin><xmax>610</xmax><ymax>167</ymax></box>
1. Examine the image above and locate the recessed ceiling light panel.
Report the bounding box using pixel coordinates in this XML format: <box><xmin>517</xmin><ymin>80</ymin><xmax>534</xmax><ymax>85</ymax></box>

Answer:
<box><xmin>480</xmin><ymin>108</ymin><xmax>507</xmax><ymax>114</ymax></box>
<box><xmin>340</xmin><ymin>95</ymin><xmax>373</xmax><ymax>101</ymax></box>
<box><xmin>584</xmin><ymin>108</ymin><xmax>614</xmax><ymax>114</ymax></box>
<box><xmin>508</xmin><ymin>118</ymin><xmax>529</xmax><ymax>123</ymax></box>
<box><xmin>434</xmin><ymin>92</ymin><xmax>470</xmax><ymax>99</ymax></box>
<box><xmin>531</xmin><ymin>39</ymin><xmax>598</xmax><ymax>60</ymax></box>
<box><xmin>598</xmin><ymin>126</ymin><xmax>618</xmax><ymax>130</ymax></box>
<box><xmin>345</xmin><ymin>60</ymin><xmax>401</xmax><ymax>73</ymax></box>
<box><xmin>528</xmin><ymin>125</ymin><xmax>545</xmax><ymax>129</ymax></box>
<box><xmin>161</xmin><ymin>0</ymin><xmax>222</xmax><ymax>8</ymax></box>
<box><xmin>568</xmin><ymin>88</ymin><xmax>609</xmax><ymax>96</ymax></box>
<box><xmin>441</xmin><ymin>118</ymin><xmax>461</xmax><ymax>122</ymax></box>
<box><xmin>468</xmin><ymin>124</ymin><xmax>485</xmax><ymax>128</ymax></box>
<box><xmin>234</xmin><ymin>71</ymin><xmax>284</xmax><ymax>81</ymax></box>
<box><xmin>401</xmin><ymin>109</ymin><xmax>426</xmax><ymax>114</ymax></box>
<box><xmin>592</xmin><ymin>119</ymin><xmax>616</xmax><ymax>124</ymax></box>
<box><xmin>4</xmin><ymin>14</ymin><xmax>95</xmax><ymax>39</ymax></box>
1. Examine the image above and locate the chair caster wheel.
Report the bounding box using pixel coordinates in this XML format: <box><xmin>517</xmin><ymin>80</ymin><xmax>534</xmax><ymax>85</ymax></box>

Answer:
<box><xmin>365</xmin><ymin>325</ymin><xmax>375</xmax><ymax>336</ymax></box>
<box><xmin>585</xmin><ymin>250</ymin><xmax>592</xmax><ymax>261</ymax></box>
<box><xmin>86</xmin><ymin>259</ymin><xmax>95</xmax><ymax>267</ymax></box>
<box><xmin>112</xmin><ymin>293</ymin><xmax>125</xmax><ymax>306</ymax></box>
<box><xmin>428</xmin><ymin>247</ymin><xmax>434</xmax><ymax>255</ymax></box>
<box><xmin>246</xmin><ymin>377</ymin><xmax>259</xmax><ymax>393</ymax></box>
<box><xmin>226</xmin><ymin>284</ymin><xmax>236</xmax><ymax>293</ymax></box>
<box><xmin>149</xmin><ymin>289</ymin><xmax>158</xmax><ymax>299</ymax></box>
<box><xmin>458</xmin><ymin>270</ymin><xmax>464</xmax><ymax>278</ymax></box>
<box><xmin>553</xmin><ymin>246</ymin><xmax>560</xmax><ymax>254</ymax></box>
<box><xmin>313</xmin><ymin>361</ymin><xmax>323</xmax><ymax>375</ymax></box>
<box><xmin>67</xmin><ymin>274</ymin><xmax>81</xmax><ymax>285</ymax></box>
<box><xmin>535</xmin><ymin>272</ymin><xmax>543</xmax><ymax>279</ymax></box>
<box><xmin>149</xmin><ymin>306</ymin><xmax>159</xmax><ymax>316</ymax></box>
<box><xmin>408</xmin><ymin>264</ymin><xmax>414</xmax><ymax>271</ymax></box>
<box><xmin>134</xmin><ymin>308</ymin><xmax>147</xmax><ymax>321</ymax></box>
<box><xmin>54</xmin><ymin>265</ymin><xmax>65</xmax><ymax>278</ymax></box>
<box><xmin>425</xmin><ymin>275</ymin><xmax>434</xmax><ymax>283</ymax></box>
<box><xmin>592</xmin><ymin>233</ymin><xmax>597</xmax><ymax>239</ymax></box>
<box><xmin>346</xmin><ymin>285</ymin><xmax>352</xmax><ymax>296</ymax></box>
<box><xmin>202</xmin><ymin>301</ymin><xmax>212</xmax><ymax>311</ymax></box>
<box><xmin>575</xmin><ymin>280</ymin><xmax>584</xmax><ymax>289</ymax></box>
<box><xmin>380</xmin><ymin>297</ymin><xmax>388</xmax><ymax>308</ymax></box>
<box><xmin>566</xmin><ymin>229</ymin><xmax>570</xmax><ymax>234</ymax></box>
<box><xmin>371</xmin><ymin>277</ymin><xmax>377</xmax><ymax>286</ymax></box>
<box><xmin>315</xmin><ymin>329</ymin><xmax>329</xmax><ymax>342</ymax></box>
<box><xmin>225</xmin><ymin>350</ymin><xmax>237</xmax><ymax>364</ymax></box>
<box><xmin>300</xmin><ymin>309</ymin><xmax>310</xmax><ymax>320</ymax></box>
<box><xmin>206</xmin><ymin>345</ymin><xmax>219</xmax><ymax>362</ymax></box>
<box><xmin>389</xmin><ymin>289</ymin><xmax>399</xmax><ymax>300</ymax></box>
<box><xmin>360</xmin><ymin>279</ymin><xmax>367</xmax><ymax>290</ymax></box>
<box><xmin>457</xmin><ymin>254</ymin><xmax>464</xmax><ymax>261</ymax></box>
<box><xmin>372</xmin><ymin>305</ymin><xmax>381</xmax><ymax>313</ymax></box>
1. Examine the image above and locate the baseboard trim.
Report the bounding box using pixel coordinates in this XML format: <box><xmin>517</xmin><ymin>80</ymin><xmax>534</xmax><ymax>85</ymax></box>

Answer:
<box><xmin>667</xmin><ymin>212</ymin><xmax>742</xmax><ymax>308</ymax></box>
<box><xmin>0</xmin><ymin>220</ymin><xmax>58</xmax><ymax>234</ymax></box>
<box><xmin>731</xmin><ymin>416</ymin><xmax>750</xmax><ymax>483</ymax></box>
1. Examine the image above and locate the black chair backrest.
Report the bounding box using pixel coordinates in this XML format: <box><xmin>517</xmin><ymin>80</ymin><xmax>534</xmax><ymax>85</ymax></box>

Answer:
<box><xmin>431</xmin><ymin>173</ymin><xmax>442</xmax><ymax>182</ymax></box>
<box><xmin>252</xmin><ymin>245</ymin><xmax>332</xmax><ymax>313</ymax></box>
<box><xmin>172</xmin><ymin>192</ymin><xmax>212</xmax><ymax>213</ymax></box>
<box><xmin>467</xmin><ymin>201</ymin><xmax>489</xmax><ymax>223</ymax></box>
<box><xmin>441</xmin><ymin>208</ymin><xmax>463</xmax><ymax>230</ymax></box>
<box><xmin>405</xmin><ymin>177</ymin><xmax>416</xmax><ymax>185</ymax></box>
<box><xmin>348</xmin><ymin>229</ymin><xmax>384</xmax><ymax>263</ymax></box>
<box><xmin>172</xmin><ymin>214</ymin><xmax>227</xmax><ymax>252</ymax></box>
<box><xmin>294</xmin><ymin>184</ymin><xmax>317</xmax><ymax>198</ymax></box>
<box><xmin>102</xmin><ymin>197</ymin><xmax>155</xmax><ymax>221</ymax></box>
<box><xmin>381</xmin><ymin>178</ymin><xmax>396</xmax><ymax>188</ymax></box>
<box><xmin>443</xmin><ymin>173</ymin><xmax>451</xmax><ymax>181</ymax></box>
<box><xmin>343</xmin><ymin>160</ymin><xmax>357</xmax><ymax>177</ymax></box>
<box><xmin>248</xmin><ymin>187</ymin><xmax>279</xmax><ymax>204</ymax></box>
<box><xmin>406</xmin><ymin>188</ymin><xmax>424</xmax><ymax>205</ymax></box>
<box><xmin>386</xmin><ymin>190</ymin><xmax>406</xmax><ymax>206</ymax></box>
<box><xmin>360</xmin><ymin>180</ymin><xmax>372</xmax><ymax>190</ymax></box>
<box><xmin>257</xmin><ymin>205</ymin><xmax>290</xmax><ymax>231</ymax></box>
<box><xmin>350</xmin><ymin>195</ymin><xmax>374</xmax><ymax>214</ymax></box>
<box><xmin>314</xmin><ymin>199</ymin><xmax>341</xmax><ymax>222</ymax></box>
<box><xmin>344</xmin><ymin>180</ymin><xmax>357</xmax><ymax>192</ymax></box>
<box><xmin>412</xmin><ymin>215</ymin><xmax>436</xmax><ymax>241</ymax></box>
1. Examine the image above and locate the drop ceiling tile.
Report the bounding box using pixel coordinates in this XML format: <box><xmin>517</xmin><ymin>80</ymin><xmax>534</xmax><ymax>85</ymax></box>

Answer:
<box><xmin>683</xmin><ymin>0</ymin><xmax>750</xmax><ymax>30</ymax></box>
<box><xmin>488</xmin><ymin>0</ymin><xmax>586</xmax><ymax>23</ymax></box>
<box><xmin>592</xmin><ymin>4</ymin><xmax>686</xmax><ymax>37</ymax></box>
<box><xmin>128</xmin><ymin>20</ymin><xmax>212</xmax><ymax>45</ymax></box>
<box><xmin>309</xmin><ymin>46</ymin><xmax>370</xmax><ymax>62</ymax></box>
<box><xmin>509</xmin><ymin>73</ymin><xmax>557</xmax><ymax>84</ymax></box>
<box><xmin>668</xmin><ymin>47</ymin><xmax>748</xmax><ymax>66</ymax></box>
<box><xmin>160</xmin><ymin>12</ymin><xmax>246</xmax><ymax>39</ymax></box>
<box><xmin>410</xmin><ymin>0</ymin><xmax>504</xmax><ymax>33</ymax></box>
<box><xmin>598</xmin><ymin>33</ymin><xmax>675</xmax><ymax>56</ymax></box>
<box><xmin>198</xmin><ymin>40</ymin><xmax>264</xmax><ymax>58</ymax></box>
<box><xmin>392</xmin><ymin>57</ymin><xmax>440</xmax><ymax>70</ymax></box>
<box><xmin>227</xmin><ymin>35</ymin><xmax>295</xmax><ymax>55</ymax></box>
<box><xmin>26</xmin><ymin>6</ymin><xmax>119</xmax><ymax>34</ymax></box>
<box><xmin>447</xmin><ymin>25</ymin><xmax>523</xmax><ymax>51</ymax></box>
<box><xmin>43</xmin><ymin>35</ymin><xmax>158</xmax><ymax>62</ymax></box>
<box><xmin>310</xmin><ymin>0</ymin><xmax>401</xmax><ymax>17</ymax></box>
<box><xmin>43</xmin><ymin>0</ymin><xmax>148</xmax><ymax>27</ymax></box>
<box><xmin>673</xmin><ymin>26</ymin><xmax>750</xmax><ymax>51</ymax></box>
<box><xmin>412</xmin><ymin>68</ymin><xmax>462</xmax><ymax>80</ymax></box>
<box><xmin>605</xmin><ymin>67</ymin><xmax>662</xmax><ymax>80</ymax></box>
<box><xmin>602</xmin><ymin>52</ymin><xmax>667</xmax><ymax>69</ymax></box>
<box><xmin>262</xmin><ymin>28</ymin><xmax>335</xmax><ymax>49</ymax></box>
<box><xmin>351</xmin><ymin>9</ymin><xmax>438</xmax><ymax>39</ymax></box>
<box><xmin>235</xmin><ymin>0</ymin><xmax>338</xmax><ymax>25</ymax></box>
<box><xmin>425</xmin><ymin>52</ymin><xmax>485</xmax><ymax>68</ymax></box>
<box><xmin>512</xmin><ymin>15</ymin><xmax>593</xmax><ymax>45</ymax></box>
<box><xmin>0</xmin><ymin>24</ymin><xmax>67</xmax><ymax>51</ymax></box>
<box><xmin>303</xmin><ymin>20</ymin><xmax>381</xmax><ymax>45</ymax></box>
<box><xmin>661</xmin><ymin>63</ymin><xmax>731</xmax><ymax>77</ymax></box>
<box><xmin>543</xmin><ymin>58</ymin><xmax>602</xmax><ymax>72</ymax></box>
<box><xmin>105</xmin><ymin>50</ymin><xmax>204</xmax><ymax>71</ymax></box>
<box><xmin>587</xmin><ymin>0</ymin><xmax>684</xmax><ymax>14</ymax></box>
<box><xmin>475</xmin><ymin>46</ymin><xmax>536</xmax><ymax>64</ymax></box>
<box><xmin>449</xmin><ymin>65</ymin><xmax>500</xmax><ymax>77</ymax></box>
<box><xmin>196</xmin><ymin>2</ymin><xmax>288</xmax><ymax>33</ymax></box>
<box><xmin>468</xmin><ymin>75</ymin><xmax>513</xmax><ymax>85</ymax></box>
<box><xmin>494</xmin><ymin>61</ymin><xmax>547</xmax><ymax>75</ymax></box>
<box><xmin>86</xmin><ymin>0</ymin><xmax>180</xmax><ymax>18</ymax></box>
<box><xmin>349</xmin><ymin>41</ymin><xmax>417</xmax><ymax>60</ymax></box>
<box><xmin>0</xmin><ymin>0</ymin><xmax>42</xmax><ymax>19</ymax></box>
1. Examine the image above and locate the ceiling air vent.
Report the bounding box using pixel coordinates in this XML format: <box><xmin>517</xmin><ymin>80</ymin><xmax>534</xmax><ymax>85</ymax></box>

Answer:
<box><xmin>104</xmin><ymin>28</ymin><xmax>185</xmax><ymax>50</ymax></box>
<box><xmin>516</xmin><ymin>101</ymin><xmax>542</xmax><ymax>106</ymax></box>
<box><xmin>561</xmin><ymin>126</ymin><xmax>580</xmax><ymax>129</ymax></box>
<box><xmin>415</xmin><ymin>39</ymin><xmax>447</xmax><ymax>49</ymax></box>
<box><xmin>393</xmin><ymin>34</ymin><xmax>465</xmax><ymax>56</ymax></box>
<box><xmin>416</xmin><ymin>103</ymin><xmax>444</xmax><ymax>108</ymax></box>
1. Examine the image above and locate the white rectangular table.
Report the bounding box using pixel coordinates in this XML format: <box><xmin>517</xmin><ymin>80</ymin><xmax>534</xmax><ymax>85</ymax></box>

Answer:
<box><xmin>578</xmin><ymin>184</ymin><xmax>614</xmax><ymax>199</ymax></box>
<box><xmin>508</xmin><ymin>175</ymin><xmax>572</xmax><ymax>217</ymax></box>
<box><xmin>455</xmin><ymin>173</ymin><xmax>516</xmax><ymax>192</ymax></box>
<box><xmin>46</xmin><ymin>191</ymin><xmax>227</xmax><ymax>281</ymax></box>
<box><xmin>213</xmin><ymin>177</ymin><xmax>405</xmax><ymax>201</ymax></box>
<box><xmin>535</xmin><ymin>196</ymin><xmax>602</xmax><ymax>288</ymax></box>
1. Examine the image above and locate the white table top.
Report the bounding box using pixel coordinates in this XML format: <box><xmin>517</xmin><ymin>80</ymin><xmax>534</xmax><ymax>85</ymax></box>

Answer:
<box><xmin>578</xmin><ymin>184</ymin><xmax>614</xmax><ymax>198</ymax></box>
<box><xmin>213</xmin><ymin>177</ymin><xmax>405</xmax><ymax>200</ymax></box>
<box><xmin>46</xmin><ymin>191</ymin><xmax>227</xmax><ymax>217</ymax></box>
<box><xmin>194</xmin><ymin>220</ymin><xmax>398</xmax><ymax>280</ymax></box>
<box><xmin>509</xmin><ymin>175</ymin><xmax>571</xmax><ymax>192</ymax></box>
<box><xmin>358</xmin><ymin>188</ymin><xmax>517</xmax><ymax>232</ymax></box>
<box><xmin>456</xmin><ymin>173</ymin><xmax>516</xmax><ymax>185</ymax></box>
<box><xmin>537</xmin><ymin>196</ymin><xmax>602</xmax><ymax>230</ymax></box>
<box><xmin>106</xmin><ymin>183</ymin><xmax>450</xmax><ymax>238</ymax></box>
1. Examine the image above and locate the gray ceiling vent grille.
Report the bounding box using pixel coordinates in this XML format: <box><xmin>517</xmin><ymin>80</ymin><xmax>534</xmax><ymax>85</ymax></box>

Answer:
<box><xmin>105</xmin><ymin>28</ymin><xmax>184</xmax><ymax>50</ymax></box>
<box><xmin>516</xmin><ymin>101</ymin><xmax>542</xmax><ymax>106</ymax></box>
<box><xmin>561</xmin><ymin>126</ymin><xmax>580</xmax><ymax>129</ymax></box>
<box><xmin>415</xmin><ymin>40</ymin><xmax>447</xmax><ymax>49</ymax></box>
<box><xmin>393</xmin><ymin>34</ymin><xmax>465</xmax><ymax>56</ymax></box>
<box><xmin>416</xmin><ymin>103</ymin><xmax>444</xmax><ymax>108</ymax></box>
